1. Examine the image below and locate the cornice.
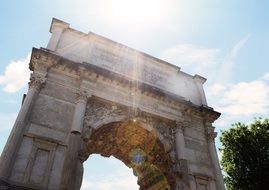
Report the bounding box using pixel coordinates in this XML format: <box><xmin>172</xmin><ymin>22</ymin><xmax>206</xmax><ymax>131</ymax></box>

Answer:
<box><xmin>30</xmin><ymin>48</ymin><xmax>61</xmax><ymax>72</ymax></box>
<box><xmin>30</xmin><ymin>48</ymin><xmax>221</xmax><ymax>123</ymax></box>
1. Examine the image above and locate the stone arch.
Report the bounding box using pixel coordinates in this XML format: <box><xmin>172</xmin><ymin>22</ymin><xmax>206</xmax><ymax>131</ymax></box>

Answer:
<box><xmin>79</xmin><ymin>120</ymin><xmax>176</xmax><ymax>190</ymax></box>
<box><xmin>0</xmin><ymin>18</ymin><xmax>225</xmax><ymax>190</ymax></box>
<box><xmin>82</xmin><ymin>98</ymin><xmax>175</xmax><ymax>154</ymax></box>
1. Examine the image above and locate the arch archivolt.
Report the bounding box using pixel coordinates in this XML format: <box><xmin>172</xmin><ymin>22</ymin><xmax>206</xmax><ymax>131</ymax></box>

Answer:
<box><xmin>79</xmin><ymin>98</ymin><xmax>178</xmax><ymax>189</ymax></box>
<box><xmin>82</xmin><ymin>99</ymin><xmax>176</xmax><ymax>152</ymax></box>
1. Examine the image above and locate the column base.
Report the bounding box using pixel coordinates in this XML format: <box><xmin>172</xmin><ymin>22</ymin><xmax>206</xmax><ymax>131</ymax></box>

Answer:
<box><xmin>0</xmin><ymin>178</ymin><xmax>40</xmax><ymax>190</ymax></box>
<box><xmin>174</xmin><ymin>159</ymin><xmax>191</xmax><ymax>190</ymax></box>
<box><xmin>174</xmin><ymin>159</ymin><xmax>189</xmax><ymax>177</ymax></box>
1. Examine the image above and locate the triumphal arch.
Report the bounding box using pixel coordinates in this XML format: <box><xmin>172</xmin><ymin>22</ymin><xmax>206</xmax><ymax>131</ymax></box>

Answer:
<box><xmin>0</xmin><ymin>18</ymin><xmax>225</xmax><ymax>190</ymax></box>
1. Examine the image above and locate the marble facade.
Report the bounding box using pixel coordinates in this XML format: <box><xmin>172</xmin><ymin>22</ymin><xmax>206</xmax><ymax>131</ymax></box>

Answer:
<box><xmin>0</xmin><ymin>18</ymin><xmax>225</xmax><ymax>190</ymax></box>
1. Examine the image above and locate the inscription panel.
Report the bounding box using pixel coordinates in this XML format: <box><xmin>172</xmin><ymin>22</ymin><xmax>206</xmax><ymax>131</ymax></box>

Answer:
<box><xmin>185</xmin><ymin>139</ymin><xmax>207</xmax><ymax>152</ymax></box>
<box><xmin>89</xmin><ymin>41</ymin><xmax>174</xmax><ymax>90</ymax></box>
<box><xmin>90</xmin><ymin>42</ymin><xmax>135</xmax><ymax>76</ymax></box>
<box><xmin>141</xmin><ymin>64</ymin><xmax>172</xmax><ymax>88</ymax></box>
<box><xmin>53</xmin><ymin>27</ymin><xmax>205</xmax><ymax>106</ymax></box>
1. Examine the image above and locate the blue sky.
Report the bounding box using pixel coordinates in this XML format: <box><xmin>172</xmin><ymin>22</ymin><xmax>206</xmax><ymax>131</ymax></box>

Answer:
<box><xmin>0</xmin><ymin>0</ymin><xmax>269</xmax><ymax>189</ymax></box>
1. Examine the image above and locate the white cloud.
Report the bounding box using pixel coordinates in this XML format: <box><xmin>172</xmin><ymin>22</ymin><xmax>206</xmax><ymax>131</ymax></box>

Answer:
<box><xmin>82</xmin><ymin>155</ymin><xmax>139</xmax><ymax>190</ymax></box>
<box><xmin>206</xmin><ymin>74</ymin><xmax>269</xmax><ymax>133</ymax></box>
<box><xmin>207</xmin><ymin>75</ymin><xmax>269</xmax><ymax>119</ymax></box>
<box><xmin>81</xmin><ymin>173</ymin><xmax>138</xmax><ymax>190</ymax></box>
<box><xmin>0</xmin><ymin>54</ymin><xmax>31</xmax><ymax>93</ymax></box>
<box><xmin>160</xmin><ymin>35</ymin><xmax>257</xmax><ymax>131</ymax></box>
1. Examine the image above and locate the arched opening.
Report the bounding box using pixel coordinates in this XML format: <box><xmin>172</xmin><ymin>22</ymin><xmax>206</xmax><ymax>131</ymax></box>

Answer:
<box><xmin>82</xmin><ymin>154</ymin><xmax>139</xmax><ymax>189</ymax></box>
<box><xmin>80</xmin><ymin>120</ymin><xmax>175</xmax><ymax>190</ymax></box>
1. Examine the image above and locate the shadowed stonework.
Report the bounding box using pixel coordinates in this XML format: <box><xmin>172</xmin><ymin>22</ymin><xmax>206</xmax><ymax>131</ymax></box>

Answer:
<box><xmin>0</xmin><ymin>18</ymin><xmax>225</xmax><ymax>190</ymax></box>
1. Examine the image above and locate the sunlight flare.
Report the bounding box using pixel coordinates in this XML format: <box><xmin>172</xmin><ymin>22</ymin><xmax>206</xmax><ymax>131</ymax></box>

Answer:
<box><xmin>105</xmin><ymin>0</ymin><xmax>173</xmax><ymax>24</ymax></box>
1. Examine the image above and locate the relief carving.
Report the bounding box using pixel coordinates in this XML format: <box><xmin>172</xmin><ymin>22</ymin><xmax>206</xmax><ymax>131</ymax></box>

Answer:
<box><xmin>173</xmin><ymin>117</ymin><xmax>194</xmax><ymax>134</ymax></box>
<box><xmin>83</xmin><ymin>100</ymin><xmax>128</xmax><ymax>130</ymax></box>
<box><xmin>75</xmin><ymin>90</ymin><xmax>91</xmax><ymax>103</ymax></box>
<box><xmin>28</xmin><ymin>73</ymin><xmax>46</xmax><ymax>90</ymax></box>
<box><xmin>153</xmin><ymin>120</ymin><xmax>175</xmax><ymax>152</ymax></box>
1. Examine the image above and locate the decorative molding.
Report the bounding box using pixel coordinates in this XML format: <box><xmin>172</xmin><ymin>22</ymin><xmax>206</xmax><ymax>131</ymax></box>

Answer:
<box><xmin>82</xmin><ymin>99</ymin><xmax>176</xmax><ymax>156</ymax></box>
<box><xmin>30</xmin><ymin>48</ymin><xmax>221</xmax><ymax>124</ymax></box>
<box><xmin>23</xmin><ymin>137</ymin><xmax>56</xmax><ymax>188</ymax></box>
<box><xmin>194</xmin><ymin>174</ymin><xmax>211</xmax><ymax>190</ymax></box>
<box><xmin>83</xmin><ymin>100</ymin><xmax>128</xmax><ymax>130</ymax></box>
<box><xmin>28</xmin><ymin>73</ymin><xmax>46</xmax><ymax>91</ymax></box>
<box><xmin>206</xmin><ymin>125</ymin><xmax>217</xmax><ymax>142</ymax></box>
<box><xmin>173</xmin><ymin>118</ymin><xmax>191</xmax><ymax>134</ymax></box>
<box><xmin>173</xmin><ymin>159</ymin><xmax>189</xmax><ymax>175</ymax></box>
<box><xmin>30</xmin><ymin>48</ymin><xmax>61</xmax><ymax>72</ymax></box>
<box><xmin>153</xmin><ymin>120</ymin><xmax>175</xmax><ymax>150</ymax></box>
<box><xmin>75</xmin><ymin>90</ymin><xmax>91</xmax><ymax>103</ymax></box>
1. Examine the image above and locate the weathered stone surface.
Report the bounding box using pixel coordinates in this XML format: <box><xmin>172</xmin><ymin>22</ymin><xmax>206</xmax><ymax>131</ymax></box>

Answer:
<box><xmin>10</xmin><ymin>137</ymin><xmax>33</xmax><ymax>182</ymax></box>
<box><xmin>53</xmin><ymin>19</ymin><xmax>207</xmax><ymax>106</ymax></box>
<box><xmin>46</xmin><ymin>145</ymin><xmax>66</xmax><ymax>190</ymax></box>
<box><xmin>81</xmin><ymin>120</ymin><xmax>175</xmax><ymax>189</ymax></box>
<box><xmin>28</xmin><ymin>123</ymin><xmax>67</xmax><ymax>143</ymax></box>
<box><xmin>41</xmin><ymin>80</ymin><xmax>77</xmax><ymax>104</ymax></box>
<box><xmin>30</xmin><ymin>94</ymin><xmax>75</xmax><ymax>132</ymax></box>
<box><xmin>0</xmin><ymin>18</ymin><xmax>225</xmax><ymax>190</ymax></box>
<box><xmin>29</xmin><ymin>149</ymin><xmax>49</xmax><ymax>184</ymax></box>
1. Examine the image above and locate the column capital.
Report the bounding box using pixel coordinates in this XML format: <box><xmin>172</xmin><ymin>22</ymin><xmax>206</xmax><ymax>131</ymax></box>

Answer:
<box><xmin>173</xmin><ymin>118</ymin><xmax>190</xmax><ymax>134</ymax></box>
<box><xmin>206</xmin><ymin>125</ymin><xmax>217</xmax><ymax>142</ymax></box>
<box><xmin>28</xmin><ymin>73</ymin><xmax>46</xmax><ymax>91</ymax></box>
<box><xmin>75</xmin><ymin>90</ymin><xmax>92</xmax><ymax>103</ymax></box>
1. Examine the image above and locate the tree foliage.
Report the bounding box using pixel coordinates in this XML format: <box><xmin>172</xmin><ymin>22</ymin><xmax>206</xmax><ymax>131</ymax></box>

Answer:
<box><xmin>220</xmin><ymin>119</ymin><xmax>269</xmax><ymax>190</ymax></box>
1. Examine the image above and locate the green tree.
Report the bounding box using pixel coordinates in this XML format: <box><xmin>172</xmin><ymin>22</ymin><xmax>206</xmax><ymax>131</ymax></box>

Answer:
<box><xmin>220</xmin><ymin>119</ymin><xmax>269</xmax><ymax>190</ymax></box>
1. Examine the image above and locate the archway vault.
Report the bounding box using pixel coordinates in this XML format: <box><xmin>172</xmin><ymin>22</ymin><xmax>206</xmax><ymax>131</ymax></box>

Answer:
<box><xmin>79</xmin><ymin>120</ymin><xmax>176</xmax><ymax>190</ymax></box>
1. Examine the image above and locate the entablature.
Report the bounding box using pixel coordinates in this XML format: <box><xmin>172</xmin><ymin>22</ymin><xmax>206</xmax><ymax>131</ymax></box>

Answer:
<box><xmin>30</xmin><ymin>48</ymin><xmax>220</xmax><ymax>123</ymax></box>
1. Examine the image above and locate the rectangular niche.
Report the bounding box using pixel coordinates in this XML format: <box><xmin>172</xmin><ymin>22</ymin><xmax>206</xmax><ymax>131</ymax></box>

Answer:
<box><xmin>24</xmin><ymin>138</ymin><xmax>57</xmax><ymax>188</ymax></box>
<box><xmin>195</xmin><ymin>175</ymin><xmax>210</xmax><ymax>190</ymax></box>
<box><xmin>29</xmin><ymin>148</ymin><xmax>50</xmax><ymax>184</ymax></box>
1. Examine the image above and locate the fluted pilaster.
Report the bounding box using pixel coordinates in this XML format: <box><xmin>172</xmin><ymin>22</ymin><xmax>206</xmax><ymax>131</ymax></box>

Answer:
<box><xmin>60</xmin><ymin>89</ymin><xmax>91</xmax><ymax>190</ymax></box>
<box><xmin>206</xmin><ymin>123</ymin><xmax>225</xmax><ymax>190</ymax></box>
<box><xmin>0</xmin><ymin>73</ymin><xmax>46</xmax><ymax>178</ymax></box>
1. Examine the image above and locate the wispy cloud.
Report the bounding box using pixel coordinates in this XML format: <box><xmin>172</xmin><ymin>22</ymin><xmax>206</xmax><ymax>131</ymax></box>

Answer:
<box><xmin>0</xmin><ymin>54</ymin><xmax>31</xmax><ymax>93</ymax></box>
<box><xmin>161</xmin><ymin>44</ymin><xmax>220</xmax><ymax>77</ymax></box>
<box><xmin>216</xmin><ymin>35</ymin><xmax>250</xmax><ymax>83</ymax></box>
<box><xmin>262</xmin><ymin>72</ymin><xmax>269</xmax><ymax>80</ymax></box>
<box><xmin>161</xmin><ymin>35</ymin><xmax>250</xmax><ymax>84</ymax></box>
<box><xmin>161</xmin><ymin>34</ymin><xmax>268</xmax><ymax>131</ymax></box>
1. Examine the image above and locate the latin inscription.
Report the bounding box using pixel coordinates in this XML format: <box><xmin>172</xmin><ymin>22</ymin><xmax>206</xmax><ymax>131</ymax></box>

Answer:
<box><xmin>90</xmin><ymin>42</ymin><xmax>173</xmax><ymax>89</ymax></box>
<box><xmin>90</xmin><ymin>45</ymin><xmax>134</xmax><ymax>76</ymax></box>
